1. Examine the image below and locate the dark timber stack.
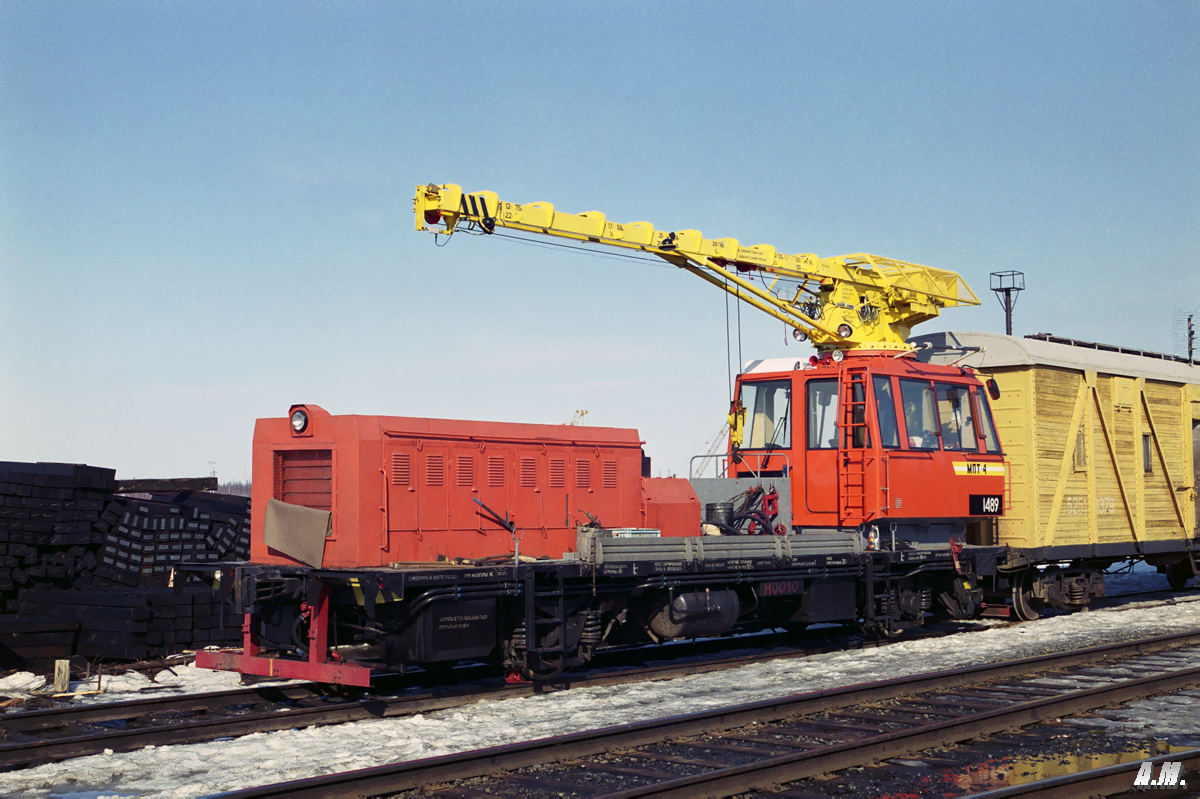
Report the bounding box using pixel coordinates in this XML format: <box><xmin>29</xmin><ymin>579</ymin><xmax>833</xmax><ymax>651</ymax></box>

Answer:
<box><xmin>90</xmin><ymin>492</ymin><xmax>251</xmax><ymax>589</ymax></box>
<box><xmin>15</xmin><ymin>588</ymin><xmax>241</xmax><ymax>660</ymax></box>
<box><xmin>0</xmin><ymin>462</ymin><xmax>117</xmax><ymax>603</ymax></box>
<box><xmin>0</xmin><ymin>462</ymin><xmax>251</xmax><ymax>666</ymax></box>
<box><xmin>0</xmin><ymin>616</ymin><xmax>78</xmax><ymax>671</ymax></box>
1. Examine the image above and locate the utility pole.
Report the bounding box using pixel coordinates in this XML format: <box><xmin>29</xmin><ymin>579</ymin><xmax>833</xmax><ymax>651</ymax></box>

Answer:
<box><xmin>990</xmin><ymin>271</ymin><xmax>1025</xmax><ymax>336</ymax></box>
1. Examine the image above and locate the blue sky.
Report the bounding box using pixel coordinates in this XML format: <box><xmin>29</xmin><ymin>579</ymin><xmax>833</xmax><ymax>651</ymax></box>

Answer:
<box><xmin>2</xmin><ymin>2</ymin><xmax>1197</xmax><ymax>480</ymax></box>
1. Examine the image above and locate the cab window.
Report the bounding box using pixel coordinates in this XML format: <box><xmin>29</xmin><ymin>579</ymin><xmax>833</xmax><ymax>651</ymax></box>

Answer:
<box><xmin>899</xmin><ymin>378</ymin><xmax>939</xmax><ymax>450</ymax></box>
<box><xmin>806</xmin><ymin>379</ymin><xmax>839</xmax><ymax>449</ymax></box>
<box><xmin>936</xmin><ymin>383</ymin><xmax>978</xmax><ymax>451</ymax></box>
<box><xmin>741</xmin><ymin>380</ymin><xmax>791</xmax><ymax>449</ymax></box>
<box><xmin>873</xmin><ymin>375</ymin><xmax>900</xmax><ymax>449</ymax></box>
<box><xmin>975</xmin><ymin>391</ymin><xmax>1002</xmax><ymax>454</ymax></box>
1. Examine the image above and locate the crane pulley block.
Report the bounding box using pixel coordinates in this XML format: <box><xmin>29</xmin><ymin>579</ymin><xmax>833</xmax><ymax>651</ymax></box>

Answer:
<box><xmin>415</xmin><ymin>183</ymin><xmax>980</xmax><ymax>352</ymax></box>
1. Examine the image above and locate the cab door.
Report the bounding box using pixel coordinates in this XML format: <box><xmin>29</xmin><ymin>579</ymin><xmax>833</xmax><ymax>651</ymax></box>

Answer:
<box><xmin>887</xmin><ymin>376</ymin><xmax>943</xmax><ymax>518</ymax></box>
<box><xmin>803</xmin><ymin>377</ymin><xmax>839</xmax><ymax>516</ymax></box>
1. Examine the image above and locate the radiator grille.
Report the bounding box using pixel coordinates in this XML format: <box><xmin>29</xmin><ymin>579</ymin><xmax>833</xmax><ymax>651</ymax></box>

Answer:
<box><xmin>487</xmin><ymin>456</ymin><xmax>505</xmax><ymax>487</ymax></box>
<box><xmin>391</xmin><ymin>453</ymin><xmax>410</xmax><ymax>486</ymax></box>
<box><xmin>575</xmin><ymin>459</ymin><xmax>591</xmax><ymax>489</ymax></box>
<box><xmin>602</xmin><ymin>460</ymin><xmax>618</xmax><ymax>488</ymax></box>
<box><xmin>520</xmin><ymin>457</ymin><xmax>536</xmax><ymax>488</ymax></box>
<box><xmin>426</xmin><ymin>454</ymin><xmax>444</xmax><ymax>487</ymax></box>
<box><xmin>456</xmin><ymin>455</ymin><xmax>473</xmax><ymax>487</ymax></box>
<box><xmin>549</xmin><ymin>458</ymin><xmax>565</xmax><ymax>488</ymax></box>
<box><xmin>275</xmin><ymin>449</ymin><xmax>332</xmax><ymax>511</ymax></box>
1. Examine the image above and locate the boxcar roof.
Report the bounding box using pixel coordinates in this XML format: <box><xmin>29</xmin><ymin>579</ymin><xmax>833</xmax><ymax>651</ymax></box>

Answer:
<box><xmin>911</xmin><ymin>331</ymin><xmax>1200</xmax><ymax>385</ymax></box>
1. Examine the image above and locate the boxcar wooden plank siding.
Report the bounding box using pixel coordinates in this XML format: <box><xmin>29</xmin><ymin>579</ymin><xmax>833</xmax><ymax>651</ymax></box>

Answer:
<box><xmin>986</xmin><ymin>367</ymin><xmax>1036</xmax><ymax>547</ymax></box>
<box><xmin>914</xmin><ymin>332</ymin><xmax>1199</xmax><ymax>557</ymax></box>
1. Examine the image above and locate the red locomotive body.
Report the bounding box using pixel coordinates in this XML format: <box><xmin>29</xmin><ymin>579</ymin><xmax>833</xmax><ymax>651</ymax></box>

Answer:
<box><xmin>253</xmin><ymin>404</ymin><xmax>701</xmax><ymax>568</ymax></box>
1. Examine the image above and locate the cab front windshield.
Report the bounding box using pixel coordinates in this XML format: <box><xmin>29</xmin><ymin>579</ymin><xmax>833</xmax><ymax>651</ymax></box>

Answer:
<box><xmin>740</xmin><ymin>380</ymin><xmax>791</xmax><ymax>449</ymax></box>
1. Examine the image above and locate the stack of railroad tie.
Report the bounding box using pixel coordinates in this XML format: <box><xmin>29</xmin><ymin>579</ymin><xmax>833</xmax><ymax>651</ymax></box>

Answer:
<box><xmin>0</xmin><ymin>462</ymin><xmax>117</xmax><ymax>601</ymax></box>
<box><xmin>14</xmin><ymin>587</ymin><xmax>241</xmax><ymax>661</ymax></box>
<box><xmin>0</xmin><ymin>461</ymin><xmax>251</xmax><ymax>668</ymax></box>
<box><xmin>90</xmin><ymin>492</ymin><xmax>251</xmax><ymax>589</ymax></box>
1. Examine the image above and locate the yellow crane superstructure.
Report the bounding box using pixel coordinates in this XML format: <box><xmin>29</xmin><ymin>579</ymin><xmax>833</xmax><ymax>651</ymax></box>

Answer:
<box><xmin>414</xmin><ymin>183</ymin><xmax>980</xmax><ymax>352</ymax></box>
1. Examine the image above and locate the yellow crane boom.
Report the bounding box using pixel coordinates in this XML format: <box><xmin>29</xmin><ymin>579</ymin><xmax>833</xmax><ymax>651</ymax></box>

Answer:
<box><xmin>414</xmin><ymin>183</ymin><xmax>979</xmax><ymax>352</ymax></box>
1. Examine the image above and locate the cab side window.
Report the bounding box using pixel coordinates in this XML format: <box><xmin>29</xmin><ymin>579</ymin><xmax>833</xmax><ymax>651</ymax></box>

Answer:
<box><xmin>899</xmin><ymin>378</ymin><xmax>939</xmax><ymax>450</ymax></box>
<box><xmin>741</xmin><ymin>380</ymin><xmax>791</xmax><ymax>449</ymax></box>
<box><xmin>974</xmin><ymin>390</ymin><xmax>1003</xmax><ymax>454</ymax></box>
<box><xmin>806</xmin><ymin>379</ymin><xmax>839</xmax><ymax>449</ymax></box>
<box><xmin>872</xmin><ymin>376</ymin><xmax>900</xmax><ymax>449</ymax></box>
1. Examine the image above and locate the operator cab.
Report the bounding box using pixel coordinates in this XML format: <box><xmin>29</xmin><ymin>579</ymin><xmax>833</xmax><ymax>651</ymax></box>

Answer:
<box><xmin>728</xmin><ymin>352</ymin><xmax>1005</xmax><ymax>530</ymax></box>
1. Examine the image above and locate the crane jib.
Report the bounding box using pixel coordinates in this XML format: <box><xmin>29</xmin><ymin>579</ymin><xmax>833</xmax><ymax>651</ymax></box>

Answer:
<box><xmin>416</xmin><ymin>183</ymin><xmax>981</xmax><ymax>352</ymax></box>
<box><xmin>460</xmin><ymin>194</ymin><xmax>495</xmax><ymax>229</ymax></box>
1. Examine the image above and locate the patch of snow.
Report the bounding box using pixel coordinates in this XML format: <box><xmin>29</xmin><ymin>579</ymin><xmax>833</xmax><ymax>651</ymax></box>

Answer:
<box><xmin>0</xmin><ymin>659</ymin><xmax>303</xmax><ymax>710</ymax></box>
<box><xmin>0</xmin><ymin>671</ymin><xmax>46</xmax><ymax>695</ymax></box>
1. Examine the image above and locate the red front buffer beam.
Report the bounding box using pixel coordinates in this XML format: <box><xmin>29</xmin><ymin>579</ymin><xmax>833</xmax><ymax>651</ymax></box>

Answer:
<box><xmin>195</xmin><ymin>582</ymin><xmax>373</xmax><ymax>687</ymax></box>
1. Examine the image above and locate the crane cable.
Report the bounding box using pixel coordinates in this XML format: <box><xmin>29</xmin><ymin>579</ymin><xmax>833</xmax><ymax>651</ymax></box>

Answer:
<box><xmin>444</xmin><ymin>224</ymin><xmax>754</xmax><ymax>426</ymax></box>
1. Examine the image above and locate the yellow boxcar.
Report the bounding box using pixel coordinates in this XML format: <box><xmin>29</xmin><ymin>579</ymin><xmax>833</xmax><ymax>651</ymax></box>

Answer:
<box><xmin>914</xmin><ymin>332</ymin><xmax>1199</xmax><ymax>606</ymax></box>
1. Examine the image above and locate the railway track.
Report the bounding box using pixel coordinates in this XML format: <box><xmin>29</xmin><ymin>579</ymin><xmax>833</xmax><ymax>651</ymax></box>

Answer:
<box><xmin>208</xmin><ymin>630</ymin><xmax>1200</xmax><ymax>798</ymax></box>
<box><xmin>773</xmin><ymin>725</ymin><xmax>1200</xmax><ymax>797</ymax></box>
<box><xmin>0</xmin><ymin>619</ymin><xmax>980</xmax><ymax>771</ymax></box>
<box><xmin>1</xmin><ymin>585</ymin><xmax>1194</xmax><ymax>773</ymax></box>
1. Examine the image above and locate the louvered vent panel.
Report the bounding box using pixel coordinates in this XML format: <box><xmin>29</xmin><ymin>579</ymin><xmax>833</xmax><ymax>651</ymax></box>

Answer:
<box><xmin>426</xmin><ymin>454</ymin><xmax>444</xmax><ymax>487</ymax></box>
<box><xmin>456</xmin><ymin>455</ymin><xmax>474</xmax><ymax>487</ymax></box>
<box><xmin>520</xmin><ymin>457</ymin><xmax>536</xmax><ymax>488</ymax></box>
<box><xmin>576</xmin><ymin>459</ymin><xmax>591</xmax><ymax>489</ymax></box>
<box><xmin>602</xmin><ymin>460</ymin><xmax>618</xmax><ymax>488</ymax></box>
<box><xmin>488</xmin><ymin>456</ymin><xmax>505</xmax><ymax>487</ymax></box>
<box><xmin>276</xmin><ymin>449</ymin><xmax>333</xmax><ymax>511</ymax></box>
<box><xmin>549</xmin><ymin>458</ymin><xmax>566</xmax><ymax>488</ymax></box>
<box><xmin>391</xmin><ymin>453</ymin><xmax>411</xmax><ymax>486</ymax></box>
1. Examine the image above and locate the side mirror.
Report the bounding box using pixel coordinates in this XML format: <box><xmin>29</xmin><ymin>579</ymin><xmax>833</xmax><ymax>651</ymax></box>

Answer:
<box><xmin>986</xmin><ymin>378</ymin><xmax>1001</xmax><ymax>400</ymax></box>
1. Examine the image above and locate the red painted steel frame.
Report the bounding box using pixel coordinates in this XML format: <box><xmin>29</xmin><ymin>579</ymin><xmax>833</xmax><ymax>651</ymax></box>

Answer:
<box><xmin>195</xmin><ymin>584</ymin><xmax>374</xmax><ymax>687</ymax></box>
<box><xmin>194</xmin><ymin>649</ymin><xmax>373</xmax><ymax>686</ymax></box>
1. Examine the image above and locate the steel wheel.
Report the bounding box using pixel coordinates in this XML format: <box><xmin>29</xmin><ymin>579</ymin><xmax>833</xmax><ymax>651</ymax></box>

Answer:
<box><xmin>1167</xmin><ymin>560</ymin><xmax>1194</xmax><ymax>591</ymax></box>
<box><xmin>1012</xmin><ymin>570</ymin><xmax>1044</xmax><ymax>621</ymax></box>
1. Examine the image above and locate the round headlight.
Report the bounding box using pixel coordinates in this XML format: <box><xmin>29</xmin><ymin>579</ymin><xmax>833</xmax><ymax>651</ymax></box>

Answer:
<box><xmin>831</xmin><ymin>350</ymin><xmax>845</xmax><ymax>362</ymax></box>
<box><xmin>290</xmin><ymin>409</ymin><xmax>309</xmax><ymax>434</ymax></box>
<box><xmin>836</xmin><ymin>323</ymin><xmax>853</xmax><ymax>338</ymax></box>
<box><xmin>791</xmin><ymin>328</ymin><xmax>808</xmax><ymax>342</ymax></box>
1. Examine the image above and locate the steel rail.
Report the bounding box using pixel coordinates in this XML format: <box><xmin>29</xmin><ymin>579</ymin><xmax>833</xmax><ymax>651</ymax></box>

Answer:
<box><xmin>0</xmin><ymin>682</ymin><xmax>333</xmax><ymax>733</ymax></box>
<box><xmin>0</xmin><ymin>623</ymin><xmax>927</xmax><ymax>771</ymax></box>
<box><xmin>607</xmin><ymin>665</ymin><xmax>1200</xmax><ymax>797</ymax></box>
<box><xmin>211</xmin><ymin>629</ymin><xmax>1200</xmax><ymax>798</ymax></box>
<box><xmin>0</xmin><ymin>684</ymin><xmax>503</xmax><ymax>772</ymax></box>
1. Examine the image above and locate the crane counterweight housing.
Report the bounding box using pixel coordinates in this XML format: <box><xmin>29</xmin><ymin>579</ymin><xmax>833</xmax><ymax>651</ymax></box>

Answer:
<box><xmin>414</xmin><ymin>183</ymin><xmax>981</xmax><ymax>352</ymax></box>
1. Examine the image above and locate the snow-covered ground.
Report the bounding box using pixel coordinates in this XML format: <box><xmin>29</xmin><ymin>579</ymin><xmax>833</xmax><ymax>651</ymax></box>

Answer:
<box><xmin>1</xmin><ymin>567</ymin><xmax>1196</xmax><ymax>798</ymax></box>
<box><xmin>0</xmin><ymin>661</ymin><xmax>291</xmax><ymax>707</ymax></box>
